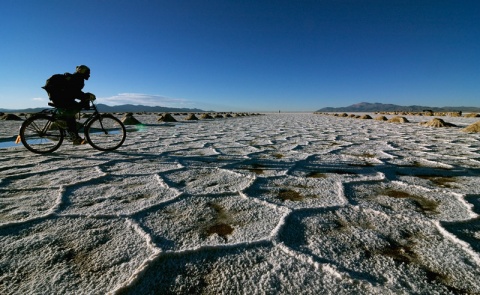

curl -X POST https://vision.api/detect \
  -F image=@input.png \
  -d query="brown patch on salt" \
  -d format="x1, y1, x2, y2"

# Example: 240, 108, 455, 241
278, 189, 303, 202
248, 163, 265, 174
206, 223, 233, 238
383, 189, 439, 214
369, 237, 461, 293
376, 239, 419, 264
306, 171, 327, 178
417, 175, 457, 188
206, 202, 234, 240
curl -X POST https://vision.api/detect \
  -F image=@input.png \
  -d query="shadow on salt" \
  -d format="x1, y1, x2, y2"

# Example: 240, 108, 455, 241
126, 122, 186, 132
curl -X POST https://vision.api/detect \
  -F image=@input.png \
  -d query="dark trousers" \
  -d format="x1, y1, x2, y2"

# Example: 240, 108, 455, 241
53, 98, 86, 138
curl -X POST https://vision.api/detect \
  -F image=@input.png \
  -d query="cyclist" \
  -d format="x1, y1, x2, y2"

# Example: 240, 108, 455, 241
51, 65, 96, 144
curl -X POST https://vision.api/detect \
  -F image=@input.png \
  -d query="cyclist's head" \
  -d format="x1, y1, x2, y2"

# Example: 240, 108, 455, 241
76, 65, 91, 80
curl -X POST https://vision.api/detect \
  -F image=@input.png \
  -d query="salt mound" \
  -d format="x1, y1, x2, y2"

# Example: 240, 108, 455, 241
448, 112, 462, 117
185, 113, 199, 120
464, 113, 480, 118
121, 114, 142, 125
375, 116, 388, 121
462, 121, 480, 133
419, 118, 456, 127
200, 113, 214, 119
1, 114, 22, 121
359, 114, 372, 119
158, 113, 177, 122
387, 116, 409, 123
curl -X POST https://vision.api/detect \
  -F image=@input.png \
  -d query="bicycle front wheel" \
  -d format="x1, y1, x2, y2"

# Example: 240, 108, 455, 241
85, 114, 126, 151
20, 115, 64, 154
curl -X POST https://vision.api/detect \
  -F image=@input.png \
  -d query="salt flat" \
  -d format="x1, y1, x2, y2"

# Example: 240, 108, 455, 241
0, 112, 479, 294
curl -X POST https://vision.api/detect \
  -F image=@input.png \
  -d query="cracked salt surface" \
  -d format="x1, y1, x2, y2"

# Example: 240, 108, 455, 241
1, 113, 480, 294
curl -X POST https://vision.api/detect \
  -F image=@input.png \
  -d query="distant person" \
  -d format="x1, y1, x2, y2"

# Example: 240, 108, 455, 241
43, 65, 96, 144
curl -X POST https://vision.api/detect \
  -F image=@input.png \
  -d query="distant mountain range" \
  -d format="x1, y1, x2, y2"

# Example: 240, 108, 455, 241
0, 104, 209, 113
316, 102, 480, 113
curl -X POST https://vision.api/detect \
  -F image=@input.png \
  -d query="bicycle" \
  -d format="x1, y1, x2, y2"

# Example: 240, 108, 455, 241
16, 101, 126, 154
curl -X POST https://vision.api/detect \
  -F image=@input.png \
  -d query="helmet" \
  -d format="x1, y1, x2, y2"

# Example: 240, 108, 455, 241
76, 65, 90, 75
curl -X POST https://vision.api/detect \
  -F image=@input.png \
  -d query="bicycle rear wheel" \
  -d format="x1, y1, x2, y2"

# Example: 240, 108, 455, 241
85, 114, 126, 151
20, 115, 64, 154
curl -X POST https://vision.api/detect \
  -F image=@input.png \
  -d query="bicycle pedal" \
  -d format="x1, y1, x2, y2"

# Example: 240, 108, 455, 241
15, 135, 21, 144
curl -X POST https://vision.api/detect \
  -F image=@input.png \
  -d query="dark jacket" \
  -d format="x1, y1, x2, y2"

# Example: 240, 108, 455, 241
54, 73, 88, 109
64, 73, 87, 101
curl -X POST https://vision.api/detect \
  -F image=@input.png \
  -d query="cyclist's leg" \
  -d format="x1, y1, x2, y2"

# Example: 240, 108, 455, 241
57, 104, 82, 140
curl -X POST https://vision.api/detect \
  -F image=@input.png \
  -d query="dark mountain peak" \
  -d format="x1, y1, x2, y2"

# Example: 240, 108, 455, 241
316, 102, 480, 113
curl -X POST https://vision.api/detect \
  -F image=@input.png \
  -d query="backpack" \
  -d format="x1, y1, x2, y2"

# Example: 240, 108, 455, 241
42, 73, 72, 104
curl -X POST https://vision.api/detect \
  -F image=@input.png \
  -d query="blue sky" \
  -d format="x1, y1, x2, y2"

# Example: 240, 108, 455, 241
1, 0, 479, 111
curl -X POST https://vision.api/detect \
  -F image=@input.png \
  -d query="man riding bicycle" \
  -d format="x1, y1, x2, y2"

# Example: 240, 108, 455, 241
44, 65, 96, 144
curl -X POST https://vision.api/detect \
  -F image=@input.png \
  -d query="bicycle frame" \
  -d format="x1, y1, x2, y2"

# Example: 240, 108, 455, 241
39, 101, 103, 134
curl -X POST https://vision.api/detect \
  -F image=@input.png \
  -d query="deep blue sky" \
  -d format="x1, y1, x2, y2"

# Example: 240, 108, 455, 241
1, 0, 479, 111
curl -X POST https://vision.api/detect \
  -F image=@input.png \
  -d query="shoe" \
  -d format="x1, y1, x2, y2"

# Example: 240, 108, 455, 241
72, 137, 86, 145
68, 132, 86, 145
